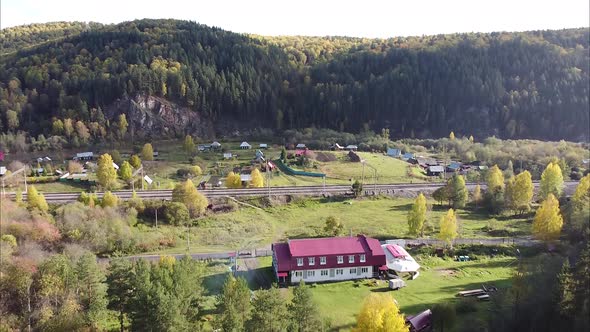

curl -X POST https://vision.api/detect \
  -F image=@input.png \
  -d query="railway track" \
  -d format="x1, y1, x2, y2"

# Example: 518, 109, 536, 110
10, 181, 579, 203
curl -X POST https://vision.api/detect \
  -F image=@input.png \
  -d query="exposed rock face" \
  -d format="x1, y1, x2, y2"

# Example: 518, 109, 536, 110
105, 94, 214, 139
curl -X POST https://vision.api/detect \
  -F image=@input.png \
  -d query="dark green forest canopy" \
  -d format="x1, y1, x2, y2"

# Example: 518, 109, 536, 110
0, 19, 588, 140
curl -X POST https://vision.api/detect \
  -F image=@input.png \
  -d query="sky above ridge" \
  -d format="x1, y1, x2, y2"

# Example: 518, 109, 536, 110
1, 0, 589, 37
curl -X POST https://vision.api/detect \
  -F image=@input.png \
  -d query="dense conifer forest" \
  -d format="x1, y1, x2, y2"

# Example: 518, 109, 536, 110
0, 19, 588, 141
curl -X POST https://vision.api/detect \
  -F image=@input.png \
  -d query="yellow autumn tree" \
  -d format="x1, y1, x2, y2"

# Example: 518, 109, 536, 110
469, 135, 474, 143
225, 171, 242, 189
250, 168, 264, 188
27, 185, 48, 212
141, 143, 154, 161
438, 208, 458, 247
486, 165, 505, 212
407, 193, 427, 237
97, 153, 117, 189
354, 293, 409, 332
505, 170, 533, 214
571, 174, 590, 209
472, 184, 482, 207
101, 191, 119, 208
539, 161, 564, 200
172, 179, 208, 217
532, 194, 563, 241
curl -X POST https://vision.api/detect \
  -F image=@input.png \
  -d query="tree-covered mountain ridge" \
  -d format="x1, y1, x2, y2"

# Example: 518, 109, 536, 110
0, 19, 588, 141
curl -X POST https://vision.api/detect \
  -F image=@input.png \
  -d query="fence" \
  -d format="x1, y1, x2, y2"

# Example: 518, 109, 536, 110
274, 159, 326, 178
385, 237, 539, 247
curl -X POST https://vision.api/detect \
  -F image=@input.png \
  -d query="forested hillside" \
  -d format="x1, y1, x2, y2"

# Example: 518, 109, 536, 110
0, 19, 588, 142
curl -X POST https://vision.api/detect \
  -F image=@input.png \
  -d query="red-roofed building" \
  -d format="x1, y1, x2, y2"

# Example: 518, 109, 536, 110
272, 235, 386, 284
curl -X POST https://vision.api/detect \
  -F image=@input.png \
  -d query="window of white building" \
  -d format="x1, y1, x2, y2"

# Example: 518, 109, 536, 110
349, 268, 357, 274
307, 270, 315, 277
321, 270, 328, 276
295, 271, 303, 277
361, 267, 369, 273
336, 269, 344, 275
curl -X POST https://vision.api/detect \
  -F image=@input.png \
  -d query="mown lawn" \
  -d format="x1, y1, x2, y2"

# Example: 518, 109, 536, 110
309, 256, 515, 331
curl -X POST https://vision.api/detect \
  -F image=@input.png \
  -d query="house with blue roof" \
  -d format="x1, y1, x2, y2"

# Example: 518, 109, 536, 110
387, 148, 401, 157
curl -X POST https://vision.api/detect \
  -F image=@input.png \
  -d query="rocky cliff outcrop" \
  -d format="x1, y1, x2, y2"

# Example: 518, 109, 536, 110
105, 94, 214, 139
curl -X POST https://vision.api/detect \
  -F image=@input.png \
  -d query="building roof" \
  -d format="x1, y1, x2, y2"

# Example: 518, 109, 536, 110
259, 143, 268, 148
211, 141, 221, 147
406, 309, 432, 331
387, 148, 401, 155
0, 166, 6, 175
240, 141, 251, 147
76, 152, 93, 158
428, 165, 445, 173
296, 143, 306, 148
273, 243, 292, 272
331, 143, 343, 149
240, 174, 252, 182
288, 235, 382, 257
448, 162, 462, 170
403, 152, 413, 158
346, 145, 358, 149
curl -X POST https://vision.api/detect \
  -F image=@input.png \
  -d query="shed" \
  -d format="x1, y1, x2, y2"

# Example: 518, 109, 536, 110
296, 143, 306, 149
330, 143, 344, 150
240, 142, 252, 150
447, 161, 462, 172
345, 145, 358, 151
0, 166, 6, 176
427, 166, 444, 176
406, 309, 433, 332
211, 141, 222, 149
402, 152, 414, 160
223, 152, 233, 159
259, 143, 268, 149
387, 148, 401, 157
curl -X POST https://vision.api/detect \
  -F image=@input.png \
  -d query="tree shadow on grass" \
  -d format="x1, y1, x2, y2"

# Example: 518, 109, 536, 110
387, 203, 413, 212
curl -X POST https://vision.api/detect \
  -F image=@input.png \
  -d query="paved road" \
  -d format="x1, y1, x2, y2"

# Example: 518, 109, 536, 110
14, 181, 579, 203
100, 237, 541, 263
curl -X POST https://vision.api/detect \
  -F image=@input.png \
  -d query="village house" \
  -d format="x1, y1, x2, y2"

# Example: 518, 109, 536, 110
240, 141, 252, 150
272, 235, 386, 284
345, 144, 358, 151
211, 141, 222, 149
427, 165, 444, 176
73, 152, 94, 161
402, 152, 414, 161
259, 143, 268, 149
223, 152, 233, 159
296, 143, 306, 149
387, 148, 401, 157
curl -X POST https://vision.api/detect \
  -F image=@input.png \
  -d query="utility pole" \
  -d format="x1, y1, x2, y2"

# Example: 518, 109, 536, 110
361, 160, 366, 186
267, 160, 271, 200
155, 205, 158, 228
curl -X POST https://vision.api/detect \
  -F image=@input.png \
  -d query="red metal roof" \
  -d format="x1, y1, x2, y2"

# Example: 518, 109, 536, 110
386, 244, 408, 258
273, 236, 386, 272
289, 236, 379, 256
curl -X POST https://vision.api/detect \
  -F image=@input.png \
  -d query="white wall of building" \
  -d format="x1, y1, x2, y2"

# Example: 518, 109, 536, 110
290, 265, 373, 283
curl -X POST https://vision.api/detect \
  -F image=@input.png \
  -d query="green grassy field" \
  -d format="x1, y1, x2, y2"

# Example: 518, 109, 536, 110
142, 196, 531, 254
196, 254, 515, 332
310, 256, 514, 331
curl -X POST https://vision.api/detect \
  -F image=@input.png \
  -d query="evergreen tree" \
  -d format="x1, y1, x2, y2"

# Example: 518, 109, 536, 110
247, 285, 289, 332
119, 161, 132, 181
76, 253, 108, 328
26, 185, 48, 212
438, 209, 458, 247
532, 194, 563, 241
107, 259, 134, 332
250, 168, 264, 188
539, 161, 564, 199
289, 281, 321, 332
97, 153, 117, 189
141, 143, 154, 161
102, 191, 119, 208
217, 276, 252, 332
407, 193, 427, 237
